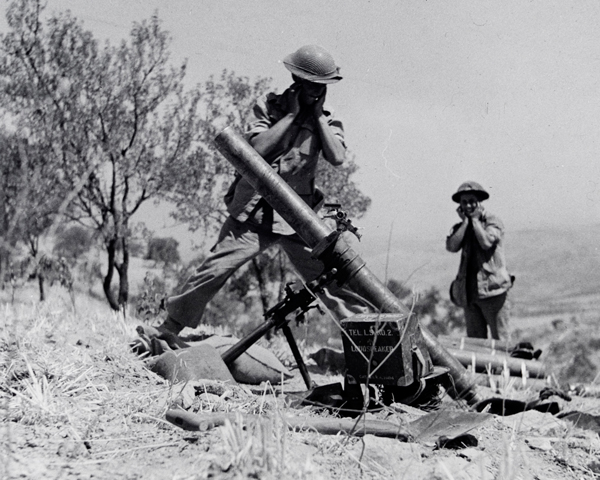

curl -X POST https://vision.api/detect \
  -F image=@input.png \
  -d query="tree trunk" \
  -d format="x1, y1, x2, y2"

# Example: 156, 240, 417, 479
30, 244, 45, 302
276, 249, 288, 302
38, 272, 45, 302
103, 238, 120, 311
251, 256, 271, 316
117, 237, 129, 307
251, 255, 272, 339
0, 248, 7, 289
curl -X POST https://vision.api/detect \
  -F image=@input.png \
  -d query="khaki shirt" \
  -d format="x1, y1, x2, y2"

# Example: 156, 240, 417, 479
224, 87, 346, 235
448, 211, 513, 304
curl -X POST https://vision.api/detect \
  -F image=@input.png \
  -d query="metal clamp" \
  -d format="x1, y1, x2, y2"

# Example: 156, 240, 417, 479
322, 203, 362, 240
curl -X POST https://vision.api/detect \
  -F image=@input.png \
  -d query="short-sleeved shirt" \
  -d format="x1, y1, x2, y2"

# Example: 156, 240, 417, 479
448, 211, 513, 303
223, 87, 346, 235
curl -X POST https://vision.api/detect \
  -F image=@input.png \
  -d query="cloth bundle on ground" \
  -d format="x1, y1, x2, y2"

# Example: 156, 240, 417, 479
200, 335, 294, 384
147, 345, 237, 384
132, 326, 293, 385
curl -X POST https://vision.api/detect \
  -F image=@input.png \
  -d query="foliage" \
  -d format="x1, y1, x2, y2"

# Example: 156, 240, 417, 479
0, 1, 372, 321
544, 320, 600, 384
387, 279, 465, 336
127, 221, 152, 258
4, 253, 73, 304
0, 131, 65, 291
1, 0, 209, 310
52, 225, 93, 264
75, 257, 104, 296
164, 70, 273, 236
247, 249, 294, 317
134, 271, 168, 322
145, 236, 181, 266
316, 152, 371, 220
34, 254, 74, 303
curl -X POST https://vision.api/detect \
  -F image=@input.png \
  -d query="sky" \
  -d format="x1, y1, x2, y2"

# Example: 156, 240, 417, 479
2, 0, 600, 280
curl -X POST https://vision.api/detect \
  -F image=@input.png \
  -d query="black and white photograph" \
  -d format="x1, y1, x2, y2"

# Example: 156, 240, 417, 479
2, 1, 600, 478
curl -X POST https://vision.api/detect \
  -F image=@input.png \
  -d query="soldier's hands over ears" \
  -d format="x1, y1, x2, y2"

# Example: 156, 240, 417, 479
312, 90, 326, 118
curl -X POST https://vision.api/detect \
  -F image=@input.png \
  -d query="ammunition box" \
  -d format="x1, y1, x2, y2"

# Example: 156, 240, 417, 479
341, 313, 432, 387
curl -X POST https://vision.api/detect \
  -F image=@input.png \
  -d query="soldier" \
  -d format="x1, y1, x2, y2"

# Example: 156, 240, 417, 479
446, 181, 514, 340
156, 45, 369, 336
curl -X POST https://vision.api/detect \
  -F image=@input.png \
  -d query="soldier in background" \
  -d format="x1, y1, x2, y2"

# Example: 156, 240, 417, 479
446, 181, 514, 340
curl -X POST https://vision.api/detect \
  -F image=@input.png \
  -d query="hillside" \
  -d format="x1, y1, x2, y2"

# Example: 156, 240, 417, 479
357, 223, 600, 317
2, 284, 600, 480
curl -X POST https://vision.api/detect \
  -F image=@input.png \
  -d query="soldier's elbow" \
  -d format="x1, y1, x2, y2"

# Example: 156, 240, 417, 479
446, 241, 458, 253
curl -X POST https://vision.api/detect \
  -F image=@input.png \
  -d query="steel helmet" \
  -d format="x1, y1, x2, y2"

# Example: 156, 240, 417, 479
283, 45, 342, 84
452, 181, 490, 203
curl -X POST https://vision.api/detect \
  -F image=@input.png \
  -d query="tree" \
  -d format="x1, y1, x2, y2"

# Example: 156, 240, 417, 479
53, 225, 93, 263
0, 130, 66, 300
145, 237, 180, 266
316, 152, 371, 220
164, 70, 273, 235
1, 0, 208, 310
0, 132, 29, 282
1, 1, 372, 318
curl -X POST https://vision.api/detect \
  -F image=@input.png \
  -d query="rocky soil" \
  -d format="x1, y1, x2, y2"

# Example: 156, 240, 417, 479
2, 291, 600, 480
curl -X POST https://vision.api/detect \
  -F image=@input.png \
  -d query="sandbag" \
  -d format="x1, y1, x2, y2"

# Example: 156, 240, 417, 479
201, 335, 293, 385
148, 345, 236, 384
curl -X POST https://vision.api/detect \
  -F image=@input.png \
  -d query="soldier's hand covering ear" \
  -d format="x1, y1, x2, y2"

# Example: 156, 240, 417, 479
469, 205, 484, 220
288, 87, 302, 116
312, 89, 327, 118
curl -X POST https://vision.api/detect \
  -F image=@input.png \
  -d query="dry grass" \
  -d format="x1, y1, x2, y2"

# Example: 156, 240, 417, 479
1, 287, 177, 476
2, 284, 600, 479
0, 286, 355, 479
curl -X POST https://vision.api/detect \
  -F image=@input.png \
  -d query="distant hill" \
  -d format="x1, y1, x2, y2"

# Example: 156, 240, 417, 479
356, 223, 600, 316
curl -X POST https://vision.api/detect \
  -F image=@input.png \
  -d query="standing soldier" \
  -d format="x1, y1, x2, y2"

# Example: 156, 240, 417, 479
446, 181, 514, 340
155, 45, 370, 336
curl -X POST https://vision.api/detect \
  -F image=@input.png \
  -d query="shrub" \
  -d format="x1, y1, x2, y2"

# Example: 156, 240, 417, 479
53, 226, 93, 264
145, 237, 181, 266
134, 272, 168, 322
387, 280, 465, 336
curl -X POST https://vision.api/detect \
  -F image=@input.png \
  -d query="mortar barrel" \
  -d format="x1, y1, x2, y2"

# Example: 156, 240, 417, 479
214, 127, 482, 405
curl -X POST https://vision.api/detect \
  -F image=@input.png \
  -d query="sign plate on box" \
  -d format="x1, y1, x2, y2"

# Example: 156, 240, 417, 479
341, 313, 430, 387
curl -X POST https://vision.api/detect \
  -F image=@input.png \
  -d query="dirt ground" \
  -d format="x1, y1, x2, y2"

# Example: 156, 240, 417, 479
2, 292, 600, 480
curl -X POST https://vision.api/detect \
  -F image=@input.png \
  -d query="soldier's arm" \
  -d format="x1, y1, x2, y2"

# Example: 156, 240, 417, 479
471, 215, 501, 250
313, 95, 345, 166
249, 90, 302, 160
446, 220, 468, 252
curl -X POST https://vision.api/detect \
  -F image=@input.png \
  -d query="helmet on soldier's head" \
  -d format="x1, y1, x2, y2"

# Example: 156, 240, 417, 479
283, 45, 342, 84
452, 181, 490, 203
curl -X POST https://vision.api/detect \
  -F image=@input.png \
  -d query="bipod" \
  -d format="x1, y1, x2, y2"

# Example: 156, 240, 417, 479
221, 270, 337, 389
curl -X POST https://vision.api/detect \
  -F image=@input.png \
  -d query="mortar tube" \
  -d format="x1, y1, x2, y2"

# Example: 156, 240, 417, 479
214, 127, 482, 405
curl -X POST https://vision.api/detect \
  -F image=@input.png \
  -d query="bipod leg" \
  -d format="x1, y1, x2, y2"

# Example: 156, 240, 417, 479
281, 324, 313, 389
221, 318, 276, 365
